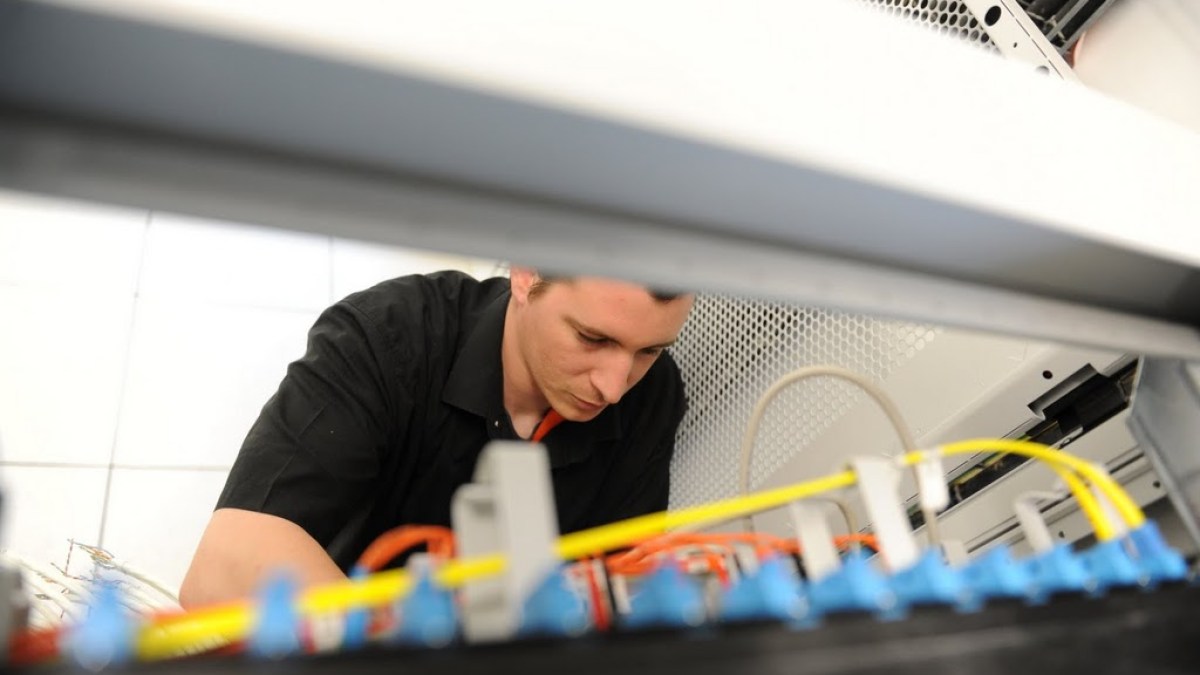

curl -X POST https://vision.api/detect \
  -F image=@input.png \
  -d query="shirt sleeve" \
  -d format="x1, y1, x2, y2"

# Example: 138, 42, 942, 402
215, 300, 403, 548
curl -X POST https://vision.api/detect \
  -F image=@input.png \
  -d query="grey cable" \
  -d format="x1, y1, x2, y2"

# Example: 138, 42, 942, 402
736, 365, 940, 545
810, 496, 862, 553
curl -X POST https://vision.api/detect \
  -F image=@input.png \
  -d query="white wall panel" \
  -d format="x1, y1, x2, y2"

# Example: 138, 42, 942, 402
140, 213, 330, 311
0, 465, 108, 565
0, 190, 146, 294
0, 287, 134, 465
113, 300, 317, 467
331, 237, 497, 301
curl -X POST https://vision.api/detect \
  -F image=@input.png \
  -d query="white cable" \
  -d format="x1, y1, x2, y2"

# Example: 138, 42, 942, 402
1013, 490, 1067, 555
737, 366, 923, 534
1, 551, 86, 622
610, 574, 632, 615
26, 596, 61, 628
19, 570, 82, 623
40, 567, 91, 603
1, 547, 180, 626
115, 582, 168, 615
812, 496, 860, 547
78, 544, 180, 606
789, 501, 842, 581
116, 568, 179, 606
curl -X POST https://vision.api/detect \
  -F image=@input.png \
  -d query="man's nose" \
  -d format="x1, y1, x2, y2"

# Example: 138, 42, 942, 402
592, 352, 634, 405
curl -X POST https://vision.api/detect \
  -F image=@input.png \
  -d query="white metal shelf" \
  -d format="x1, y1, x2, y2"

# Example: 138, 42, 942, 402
1, 0, 1197, 356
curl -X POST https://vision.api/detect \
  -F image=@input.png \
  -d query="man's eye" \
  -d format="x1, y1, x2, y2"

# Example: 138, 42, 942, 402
578, 332, 606, 345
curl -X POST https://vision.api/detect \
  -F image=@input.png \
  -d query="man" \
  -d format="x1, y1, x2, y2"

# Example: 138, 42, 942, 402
179, 266, 694, 608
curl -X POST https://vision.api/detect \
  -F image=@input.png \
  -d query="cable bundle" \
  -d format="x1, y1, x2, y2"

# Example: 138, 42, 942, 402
5, 368, 1186, 666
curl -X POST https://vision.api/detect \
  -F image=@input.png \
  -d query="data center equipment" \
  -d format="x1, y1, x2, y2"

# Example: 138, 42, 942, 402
2, 0, 1199, 673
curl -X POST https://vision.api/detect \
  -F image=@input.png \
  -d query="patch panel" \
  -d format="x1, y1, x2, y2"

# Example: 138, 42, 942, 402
5, 435, 1192, 673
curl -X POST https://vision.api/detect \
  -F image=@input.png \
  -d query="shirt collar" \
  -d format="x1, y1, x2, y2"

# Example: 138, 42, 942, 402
441, 289, 622, 467
441, 292, 507, 420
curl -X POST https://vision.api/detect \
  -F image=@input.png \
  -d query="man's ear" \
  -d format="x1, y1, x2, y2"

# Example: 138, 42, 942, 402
509, 266, 538, 305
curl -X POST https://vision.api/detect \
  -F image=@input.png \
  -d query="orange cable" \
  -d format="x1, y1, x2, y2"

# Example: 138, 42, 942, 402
605, 532, 879, 576
581, 558, 610, 632
532, 410, 565, 443
355, 526, 456, 573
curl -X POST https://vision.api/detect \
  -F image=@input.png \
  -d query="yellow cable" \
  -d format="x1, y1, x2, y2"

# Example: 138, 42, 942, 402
139, 609, 251, 661
138, 570, 403, 660
134, 439, 1138, 660
557, 470, 856, 559
436, 554, 507, 588
932, 439, 1144, 528
904, 444, 1117, 541
134, 471, 855, 659
1052, 465, 1116, 541
137, 554, 511, 660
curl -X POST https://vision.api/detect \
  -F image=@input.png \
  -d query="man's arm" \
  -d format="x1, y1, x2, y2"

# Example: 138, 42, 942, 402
179, 508, 347, 608
184, 297, 401, 605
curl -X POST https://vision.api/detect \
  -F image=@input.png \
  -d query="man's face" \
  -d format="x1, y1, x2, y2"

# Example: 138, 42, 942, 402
510, 271, 694, 422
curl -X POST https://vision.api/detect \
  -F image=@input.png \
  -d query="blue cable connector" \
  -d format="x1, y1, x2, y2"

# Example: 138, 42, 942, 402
806, 550, 899, 619
62, 582, 134, 670
960, 545, 1036, 601
1079, 539, 1143, 593
518, 566, 590, 638
248, 574, 301, 659
622, 563, 707, 630
1023, 544, 1094, 602
1127, 522, 1189, 586
394, 571, 459, 647
719, 555, 807, 623
889, 548, 979, 613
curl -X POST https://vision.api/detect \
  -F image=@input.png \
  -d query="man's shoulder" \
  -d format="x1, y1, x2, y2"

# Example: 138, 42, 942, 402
622, 350, 685, 409
339, 271, 510, 332
646, 350, 683, 385
606, 349, 687, 449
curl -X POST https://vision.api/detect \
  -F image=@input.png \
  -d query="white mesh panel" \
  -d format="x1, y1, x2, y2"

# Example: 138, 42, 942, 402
665, 0, 998, 510
859, 0, 996, 49
668, 295, 941, 509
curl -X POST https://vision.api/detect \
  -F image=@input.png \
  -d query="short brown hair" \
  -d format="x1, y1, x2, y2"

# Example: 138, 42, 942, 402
528, 276, 682, 303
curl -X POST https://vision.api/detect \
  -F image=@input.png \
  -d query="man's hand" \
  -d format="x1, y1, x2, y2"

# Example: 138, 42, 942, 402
179, 508, 347, 608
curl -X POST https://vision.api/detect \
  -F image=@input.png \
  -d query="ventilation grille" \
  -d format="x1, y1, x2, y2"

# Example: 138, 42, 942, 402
668, 296, 941, 509
861, 0, 996, 49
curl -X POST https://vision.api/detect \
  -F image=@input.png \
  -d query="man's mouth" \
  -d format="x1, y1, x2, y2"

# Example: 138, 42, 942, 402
573, 394, 604, 412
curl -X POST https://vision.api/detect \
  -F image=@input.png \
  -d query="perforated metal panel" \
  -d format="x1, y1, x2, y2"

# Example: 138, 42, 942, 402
860, 0, 996, 49
665, 0, 1025, 511
668, 296, 941, 509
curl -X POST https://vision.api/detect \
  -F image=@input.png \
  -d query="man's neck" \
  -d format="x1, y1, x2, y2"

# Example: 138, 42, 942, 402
501, 301, 550, 437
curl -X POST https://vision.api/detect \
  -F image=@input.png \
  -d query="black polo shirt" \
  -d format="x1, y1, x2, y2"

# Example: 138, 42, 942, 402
216, 271, 687, 572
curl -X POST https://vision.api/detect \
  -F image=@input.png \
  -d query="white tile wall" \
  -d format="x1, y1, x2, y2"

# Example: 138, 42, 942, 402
101, 468, 228, 594
0, 192, 503, 585
0, 190, 147, 294
0, 287, 135, 465
139, 213, 331, 310
331, 237, 499, 300
0, 466, 108, 567
113, 300, 319, 468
